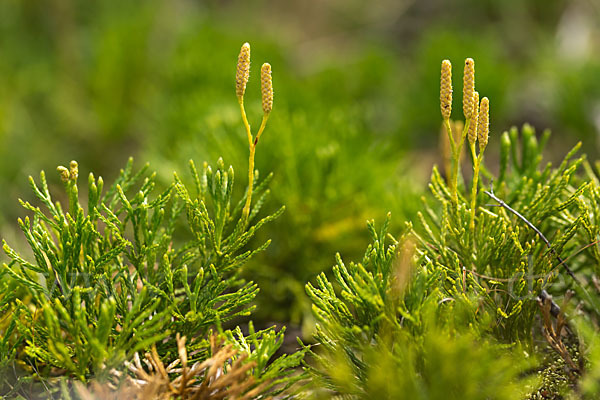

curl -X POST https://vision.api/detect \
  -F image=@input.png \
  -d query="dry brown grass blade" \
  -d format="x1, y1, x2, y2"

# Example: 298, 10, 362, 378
77, 334, 272, 400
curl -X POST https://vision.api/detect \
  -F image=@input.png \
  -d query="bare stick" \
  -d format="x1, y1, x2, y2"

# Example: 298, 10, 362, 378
483, 188, 579, 283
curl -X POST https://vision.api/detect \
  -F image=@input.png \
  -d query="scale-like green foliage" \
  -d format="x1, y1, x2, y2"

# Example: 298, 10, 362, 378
305, 213, 536, 399
0, 156, 306, 397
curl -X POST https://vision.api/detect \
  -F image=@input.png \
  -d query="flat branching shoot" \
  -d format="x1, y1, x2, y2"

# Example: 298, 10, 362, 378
171, 158, 284, 338
2, 159, 174, 381
305, 215, 535, 399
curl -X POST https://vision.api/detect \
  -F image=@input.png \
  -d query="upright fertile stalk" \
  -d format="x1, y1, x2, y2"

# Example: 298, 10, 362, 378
469, 96, 489, 240
441, 58, 476, 205
468, 92, 480, 235
243, 63, 273, 222
449, 58, 475, 204
236, 43, 273, 224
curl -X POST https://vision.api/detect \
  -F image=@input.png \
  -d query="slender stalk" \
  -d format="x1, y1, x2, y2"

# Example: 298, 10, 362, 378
444, 119, 456, 154
255, 114, 269, 146
450, 117, 471, 205
469, 142, 480, 237
444, 118, 456, 194
484, 189, 579, 283
243, 144, 256, 223
242, 115, 269, 224
238, 57, 273, 226
238, 99, 253, 147
238, 98, 256, 224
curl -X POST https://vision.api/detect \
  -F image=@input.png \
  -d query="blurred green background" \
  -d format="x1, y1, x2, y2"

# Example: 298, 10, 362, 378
1, 0, 599, 334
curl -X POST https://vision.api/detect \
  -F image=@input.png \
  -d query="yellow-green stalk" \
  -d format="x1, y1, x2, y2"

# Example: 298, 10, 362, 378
241, 61, 273, 223
469, 96, 489, 242
441, 120, 464, 179
468, 92, 480, 235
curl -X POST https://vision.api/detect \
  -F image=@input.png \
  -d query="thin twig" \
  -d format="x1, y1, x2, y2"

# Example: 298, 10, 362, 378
485, 187, 600, 317
483, 188, 579, 283
467, 240, 599, 283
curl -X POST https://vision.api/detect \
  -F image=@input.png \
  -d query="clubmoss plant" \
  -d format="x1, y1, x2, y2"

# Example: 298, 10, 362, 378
423, 82, 589, 345
420, 60, 600, 395
0, 43, 305, 398
306, 58, 600, 398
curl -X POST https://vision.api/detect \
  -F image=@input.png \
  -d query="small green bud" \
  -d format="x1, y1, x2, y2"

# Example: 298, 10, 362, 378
57, 166, 70, 182
97, 176, 104, 196
69, 160, 78, 181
